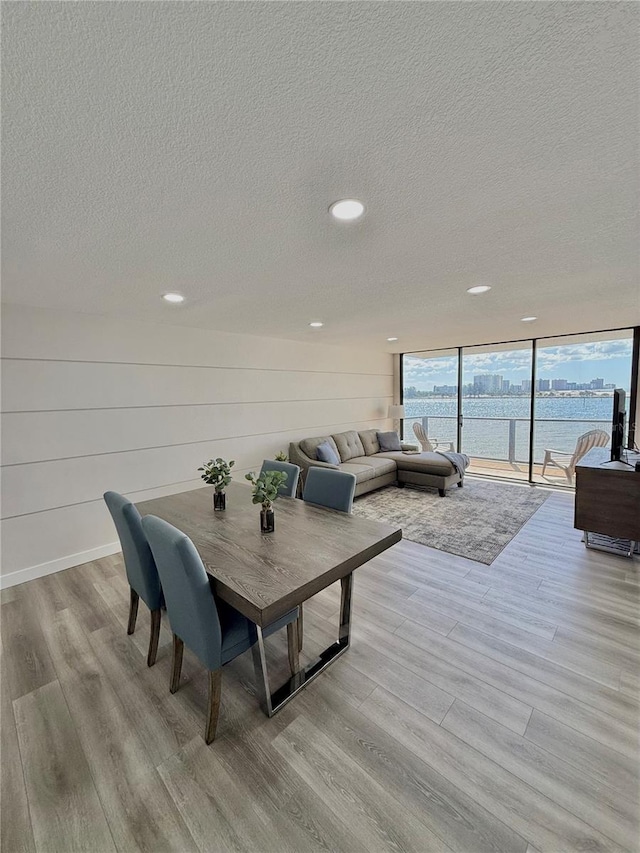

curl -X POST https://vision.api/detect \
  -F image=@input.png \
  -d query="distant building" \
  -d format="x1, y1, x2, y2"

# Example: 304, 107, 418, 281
522, 379, 531, 392
590, 378, 604, 389
552, 379, 568, 390
473, 374, 503, 393
537, 379, 550, 391
433, 384, 457, 395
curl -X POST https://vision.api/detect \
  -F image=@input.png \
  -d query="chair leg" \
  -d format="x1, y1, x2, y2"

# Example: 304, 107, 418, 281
127, 588, 139, 635
147, 608, 162, 667
297, 605, 304, 652
169, 634, 184, 694
438, 488, 446, 497
287, 621, 300, 676
205, 669, 222, 744
457, 480, 463, 488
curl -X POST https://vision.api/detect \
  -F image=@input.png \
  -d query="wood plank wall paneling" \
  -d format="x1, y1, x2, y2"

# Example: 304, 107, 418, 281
1, 305, 393, 581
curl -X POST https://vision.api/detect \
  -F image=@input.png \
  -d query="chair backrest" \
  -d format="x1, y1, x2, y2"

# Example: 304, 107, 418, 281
303, 467, 357, 514
141, 515, 223, 671
412, 422, 434, 452
103, 491, 162, 610
571, 429, 611, 468
259, 460, 300, 498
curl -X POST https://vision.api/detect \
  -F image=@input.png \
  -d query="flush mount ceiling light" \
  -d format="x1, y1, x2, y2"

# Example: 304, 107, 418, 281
387, 337, 399, 342
309, 321, 324, 328
466, 285, 491, 294
521, 316, 537, 322
329, 199, 364, 221
162, 292, 185, 303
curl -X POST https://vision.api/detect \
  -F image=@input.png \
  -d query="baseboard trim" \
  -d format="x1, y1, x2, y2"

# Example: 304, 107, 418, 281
0, 542, 121, 590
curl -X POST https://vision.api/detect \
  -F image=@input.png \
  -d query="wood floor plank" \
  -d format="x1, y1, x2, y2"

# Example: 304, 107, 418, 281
361, 687, 627, 853
353, 621, 534, 735
524, 710, 639, 804
44, 609, 199, 853
1, 597, 57, 701
272, 715, 454, 853
552, 626, 640, 671
13, 681, 116, 853
619, 669, 640, 698
357, 580, 459, 636
446, 614, 620, 689
441, 700, 639, 850
293, 678, 530, 853
409, 585, 559, 640
395, 618, 639, 756
0, 638, 35, 853
448, 623, 639, 726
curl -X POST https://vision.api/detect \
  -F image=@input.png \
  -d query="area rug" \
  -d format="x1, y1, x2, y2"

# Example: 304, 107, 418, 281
352, 480, 550, 565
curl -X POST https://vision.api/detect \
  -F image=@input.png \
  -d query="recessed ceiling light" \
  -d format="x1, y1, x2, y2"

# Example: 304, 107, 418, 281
309, 321, 324, 328
387, 337, 398, 342
466, 285, 491, 294
521, 316, 537, 322
162, 292, 184, 303
329, 199, 364, 221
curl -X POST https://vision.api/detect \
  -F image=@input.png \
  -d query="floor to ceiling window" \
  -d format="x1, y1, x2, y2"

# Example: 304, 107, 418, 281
531, 330, 635, 486
461, 341, 533, 480
402, 348, 458, 451
402, 327, 638, 487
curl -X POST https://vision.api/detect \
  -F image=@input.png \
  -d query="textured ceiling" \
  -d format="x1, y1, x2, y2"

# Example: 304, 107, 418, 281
2, 1, 638, 352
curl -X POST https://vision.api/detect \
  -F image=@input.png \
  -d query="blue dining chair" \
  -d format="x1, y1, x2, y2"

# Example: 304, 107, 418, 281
297, 467, 357, 652
104, 491, 163, 667
259, 460, 300, 498
141, 515, 299, 744
303, 467, 357, 514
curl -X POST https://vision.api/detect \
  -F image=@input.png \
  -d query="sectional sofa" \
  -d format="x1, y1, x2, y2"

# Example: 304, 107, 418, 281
289, 428, 462, 497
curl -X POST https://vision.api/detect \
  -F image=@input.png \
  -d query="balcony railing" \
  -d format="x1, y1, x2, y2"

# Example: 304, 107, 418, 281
403, 415, 612, 465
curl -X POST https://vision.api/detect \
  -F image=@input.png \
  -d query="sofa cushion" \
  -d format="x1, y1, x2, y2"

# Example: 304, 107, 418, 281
377, 431, 402, 452
338, 462, 377, 483
299, 435, 340, 461
375, 450, 455, 476
358, 429, 381, 456
332, 430, 366, 462
350, 455, 397, 476
316, 441, 340, 465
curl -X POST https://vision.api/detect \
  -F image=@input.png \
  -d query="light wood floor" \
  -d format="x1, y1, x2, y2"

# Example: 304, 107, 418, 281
2, 490, 639, 853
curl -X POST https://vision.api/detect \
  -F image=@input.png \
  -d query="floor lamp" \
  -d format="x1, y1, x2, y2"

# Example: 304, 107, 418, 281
388, 404, 405, 438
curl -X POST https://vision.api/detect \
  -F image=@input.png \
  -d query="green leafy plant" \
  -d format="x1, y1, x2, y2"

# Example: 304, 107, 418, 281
198, 458, 235, 493
245, 470, 288, 509
274, 451, 288, 462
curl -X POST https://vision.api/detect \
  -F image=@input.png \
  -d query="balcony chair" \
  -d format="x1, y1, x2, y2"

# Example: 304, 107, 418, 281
259, 460, 300, 498
541, 429, 610, 484
141, 515, 299, 744
412, 422, 455, 453
103, 491, 163, 667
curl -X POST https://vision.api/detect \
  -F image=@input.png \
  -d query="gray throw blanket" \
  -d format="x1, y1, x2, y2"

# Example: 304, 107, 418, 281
436, 450, 470, 479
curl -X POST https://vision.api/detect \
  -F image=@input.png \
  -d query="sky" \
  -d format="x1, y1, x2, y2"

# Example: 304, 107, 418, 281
403, 338, 633, 391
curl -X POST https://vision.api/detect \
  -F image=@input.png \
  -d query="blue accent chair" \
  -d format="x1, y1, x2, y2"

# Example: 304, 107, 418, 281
259, 460, 301, 498
103, 491, 163, 666
303, 467, 357, 514
141, 515, 299, 744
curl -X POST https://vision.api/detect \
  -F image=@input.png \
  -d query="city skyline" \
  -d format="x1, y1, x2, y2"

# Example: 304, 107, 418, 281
403, 338, 633, 392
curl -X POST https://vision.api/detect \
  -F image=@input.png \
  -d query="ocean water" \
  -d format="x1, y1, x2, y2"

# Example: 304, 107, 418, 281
404, 396, 618, 464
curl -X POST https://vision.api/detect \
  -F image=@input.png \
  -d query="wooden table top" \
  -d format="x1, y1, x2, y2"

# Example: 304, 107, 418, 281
136, 481, 402, 626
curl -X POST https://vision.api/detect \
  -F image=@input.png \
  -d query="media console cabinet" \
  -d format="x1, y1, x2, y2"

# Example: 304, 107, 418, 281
574, 446, 640, 556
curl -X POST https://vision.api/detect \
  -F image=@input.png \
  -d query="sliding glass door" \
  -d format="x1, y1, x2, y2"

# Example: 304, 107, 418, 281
402, 326, 637, 488
532, 330, 634, 485
402, 349, 459, 450
460, 341, 533, 480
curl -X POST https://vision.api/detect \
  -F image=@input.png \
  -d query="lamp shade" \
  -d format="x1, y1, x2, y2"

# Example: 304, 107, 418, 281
388, 405, 405, 419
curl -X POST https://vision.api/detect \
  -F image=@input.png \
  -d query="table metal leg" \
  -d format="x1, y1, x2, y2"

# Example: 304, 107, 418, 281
251, 572, 354, 717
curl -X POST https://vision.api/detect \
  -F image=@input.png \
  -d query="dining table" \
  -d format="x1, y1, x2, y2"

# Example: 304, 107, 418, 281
136, 480, 402, 715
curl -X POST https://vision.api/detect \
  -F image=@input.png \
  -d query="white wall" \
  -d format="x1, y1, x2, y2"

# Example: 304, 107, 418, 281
1, 305, 393, 587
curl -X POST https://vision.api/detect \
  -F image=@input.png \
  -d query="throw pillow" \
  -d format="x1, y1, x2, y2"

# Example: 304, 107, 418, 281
316, 441, 340, 465
377, 431, 402, 452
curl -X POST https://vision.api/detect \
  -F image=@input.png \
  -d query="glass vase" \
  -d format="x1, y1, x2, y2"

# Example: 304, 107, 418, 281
213, 490, 226, 511
260, 506, 275, 533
